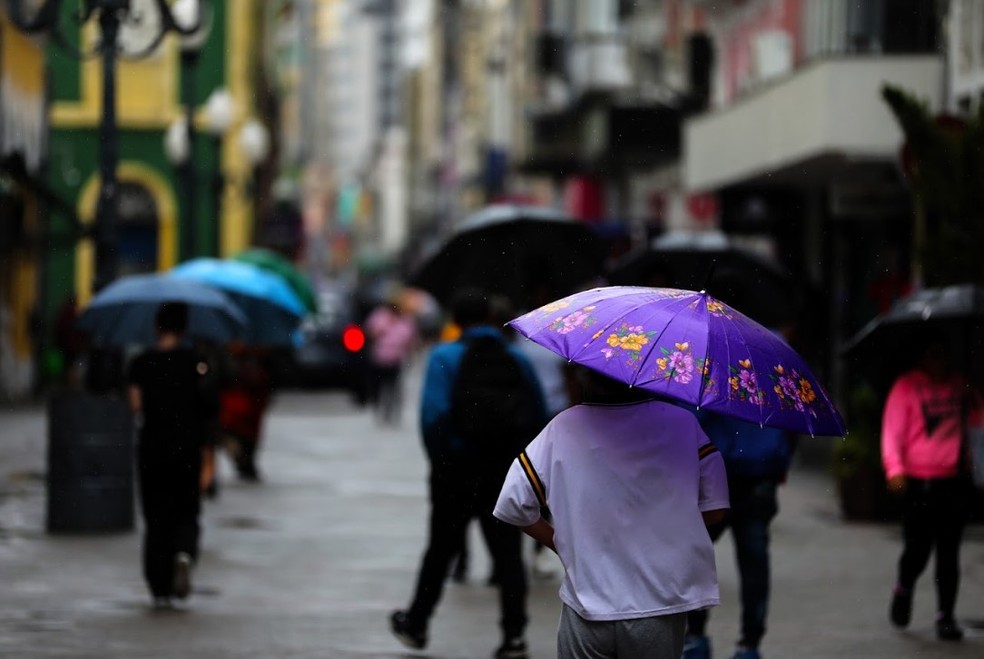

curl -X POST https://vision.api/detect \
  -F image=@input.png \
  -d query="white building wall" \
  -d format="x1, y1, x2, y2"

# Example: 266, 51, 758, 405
326, 2, 379, 184
684, 56, 942, 191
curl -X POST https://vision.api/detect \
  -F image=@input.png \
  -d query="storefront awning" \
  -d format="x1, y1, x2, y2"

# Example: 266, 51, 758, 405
683, 56, 942, 192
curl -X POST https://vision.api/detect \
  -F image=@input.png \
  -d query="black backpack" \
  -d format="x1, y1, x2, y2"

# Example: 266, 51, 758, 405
451, 336, 539, 460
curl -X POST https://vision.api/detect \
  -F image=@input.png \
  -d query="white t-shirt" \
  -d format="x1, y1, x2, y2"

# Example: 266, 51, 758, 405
494, 399, 730, 621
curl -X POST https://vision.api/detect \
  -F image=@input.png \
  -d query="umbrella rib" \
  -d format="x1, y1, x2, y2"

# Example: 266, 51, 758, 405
718, 306, 763, 428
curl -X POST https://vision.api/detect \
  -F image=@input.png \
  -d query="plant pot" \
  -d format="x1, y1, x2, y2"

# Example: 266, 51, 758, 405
836, 464, 900, 522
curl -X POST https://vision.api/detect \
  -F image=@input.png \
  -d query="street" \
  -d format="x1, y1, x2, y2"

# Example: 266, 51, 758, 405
2, 361, 984, 658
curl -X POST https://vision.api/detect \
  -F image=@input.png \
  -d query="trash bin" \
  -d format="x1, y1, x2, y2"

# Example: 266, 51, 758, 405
47, 391, 134, 533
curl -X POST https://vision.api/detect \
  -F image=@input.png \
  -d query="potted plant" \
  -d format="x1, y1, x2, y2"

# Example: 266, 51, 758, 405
832, 383, 900, 521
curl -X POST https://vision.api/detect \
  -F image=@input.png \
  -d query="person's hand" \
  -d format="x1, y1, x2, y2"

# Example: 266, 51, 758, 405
887, 475, 907, 494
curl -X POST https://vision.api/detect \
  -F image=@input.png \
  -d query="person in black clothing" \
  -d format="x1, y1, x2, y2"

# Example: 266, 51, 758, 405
390, 289, 548, 659
127, 302, 209, 609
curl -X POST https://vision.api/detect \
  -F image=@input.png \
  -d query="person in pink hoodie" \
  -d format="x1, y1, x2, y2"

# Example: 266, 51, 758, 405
882, 334, 981, 641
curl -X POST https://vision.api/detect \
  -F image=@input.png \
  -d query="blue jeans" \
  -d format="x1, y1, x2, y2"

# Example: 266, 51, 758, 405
687, 476, 779, 648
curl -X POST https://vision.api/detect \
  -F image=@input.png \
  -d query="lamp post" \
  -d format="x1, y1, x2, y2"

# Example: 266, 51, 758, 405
201, 88, 234, 255
6, 0, 208, 292
6, 0, 210, 534
239, 117, 271, 243
172, 0, 211, 260
167, 88, 234, 256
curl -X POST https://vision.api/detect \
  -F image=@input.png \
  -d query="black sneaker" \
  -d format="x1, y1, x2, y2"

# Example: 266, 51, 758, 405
936, 617, 964, 641
390, 610, 427, 650
889, 587, 911, 628
494, 636, 529, 659
173, 553, 193, 600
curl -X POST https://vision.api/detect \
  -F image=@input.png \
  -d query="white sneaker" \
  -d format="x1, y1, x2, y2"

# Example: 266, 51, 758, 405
173, 552, 193, 599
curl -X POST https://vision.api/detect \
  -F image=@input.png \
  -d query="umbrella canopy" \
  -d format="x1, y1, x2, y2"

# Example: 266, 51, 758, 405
76, 273, 247, 347
842, 284, 984, 391
169, 258, 305, 347
232, 248, 318, 314
509, 286, 845, 437
607, 231, 799, 328
410, 204, 606, 310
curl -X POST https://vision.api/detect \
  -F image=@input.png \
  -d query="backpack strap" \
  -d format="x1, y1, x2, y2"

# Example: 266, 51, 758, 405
518, 450, 547, 509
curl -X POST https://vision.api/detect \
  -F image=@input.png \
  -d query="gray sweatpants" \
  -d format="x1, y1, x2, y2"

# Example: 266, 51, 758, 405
557, 604, 687, 659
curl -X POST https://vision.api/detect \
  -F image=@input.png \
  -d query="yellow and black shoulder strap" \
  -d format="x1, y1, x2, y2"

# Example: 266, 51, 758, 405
518, 450, 547, 509
698, 442, 718, 461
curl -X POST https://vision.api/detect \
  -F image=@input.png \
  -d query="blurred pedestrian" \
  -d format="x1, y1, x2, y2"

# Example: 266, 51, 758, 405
682, 284, 796, 659
219, 344, 273, 481
126, 302, 209, 609
390, 288, 548, 659
494, 366, 730, 659
882, 333, 982, 641
196, 341, 230, 499
681, 411, 794, 659
55, 295, 86, 387
365, 293, 419, 426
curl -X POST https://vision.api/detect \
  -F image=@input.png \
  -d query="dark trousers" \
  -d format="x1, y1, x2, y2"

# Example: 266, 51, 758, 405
370, 364, 402, 424
137, 441, 202, 599
897, 477, 970, 618
406, 463, 528, 638
687, 477, 778, 648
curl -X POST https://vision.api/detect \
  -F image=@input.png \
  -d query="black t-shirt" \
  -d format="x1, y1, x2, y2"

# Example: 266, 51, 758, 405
127, 347, 206, 447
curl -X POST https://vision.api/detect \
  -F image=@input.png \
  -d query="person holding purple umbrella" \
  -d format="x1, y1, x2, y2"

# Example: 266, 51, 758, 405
494, 366, 730, 658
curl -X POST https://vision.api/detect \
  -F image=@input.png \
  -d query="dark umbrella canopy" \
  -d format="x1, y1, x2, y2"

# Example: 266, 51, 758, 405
410, 205, 606, 310
842, 284, 984, 391
607, 232, 799, 328
76, 273, 247, 347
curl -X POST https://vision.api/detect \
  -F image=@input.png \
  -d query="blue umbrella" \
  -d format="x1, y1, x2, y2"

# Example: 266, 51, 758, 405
76, 273, 247, 347
169, 258, 306, 346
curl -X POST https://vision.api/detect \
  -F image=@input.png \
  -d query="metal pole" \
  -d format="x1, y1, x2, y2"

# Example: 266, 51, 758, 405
92, 7, 121, 293
211, 135, 223, 256
181, 48, 198, 260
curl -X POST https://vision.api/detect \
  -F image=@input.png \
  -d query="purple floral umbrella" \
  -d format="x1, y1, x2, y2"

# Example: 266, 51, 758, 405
509, 286, 846, 437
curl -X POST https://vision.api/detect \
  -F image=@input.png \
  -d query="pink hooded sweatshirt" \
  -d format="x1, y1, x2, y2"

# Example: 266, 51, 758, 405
881, 369, 980, 481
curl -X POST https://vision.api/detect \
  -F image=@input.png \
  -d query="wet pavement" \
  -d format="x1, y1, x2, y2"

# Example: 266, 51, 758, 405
2, 360, 984, 658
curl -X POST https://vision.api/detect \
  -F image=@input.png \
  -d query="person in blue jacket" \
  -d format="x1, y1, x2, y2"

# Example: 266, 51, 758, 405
390, 287, 547, 659
681, 409, 795, 659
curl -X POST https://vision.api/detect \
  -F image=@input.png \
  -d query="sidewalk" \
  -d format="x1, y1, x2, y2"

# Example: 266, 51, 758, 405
1, 390, 983, 657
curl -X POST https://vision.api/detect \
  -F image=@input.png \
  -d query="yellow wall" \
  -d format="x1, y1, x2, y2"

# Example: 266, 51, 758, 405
0, 12, 44, 364
74, 162, 178, 305
51, 25, 181, 129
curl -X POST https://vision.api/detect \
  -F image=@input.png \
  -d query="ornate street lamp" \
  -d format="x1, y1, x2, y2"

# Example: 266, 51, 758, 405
166, 88, 234, 256
171, 0, 211, 260
238, 117, 270, 245
201, 87, 234, 255
6, 0, 208, 293
239, 118, 271, 170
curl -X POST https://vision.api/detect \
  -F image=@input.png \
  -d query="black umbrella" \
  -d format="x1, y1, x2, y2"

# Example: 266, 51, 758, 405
842, 284, 984, 391
607, 232, 799, 328
410, 205, 606, 310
